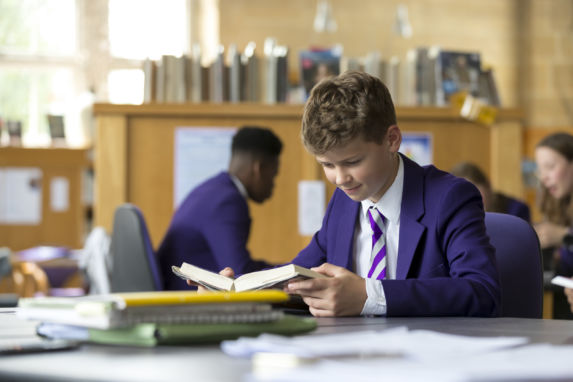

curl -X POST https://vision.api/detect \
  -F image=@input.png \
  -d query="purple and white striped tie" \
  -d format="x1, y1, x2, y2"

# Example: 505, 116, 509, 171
367, 207, 387, 280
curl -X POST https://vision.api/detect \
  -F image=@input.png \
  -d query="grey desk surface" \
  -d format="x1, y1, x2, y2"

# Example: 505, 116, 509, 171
1, 309, 573, 382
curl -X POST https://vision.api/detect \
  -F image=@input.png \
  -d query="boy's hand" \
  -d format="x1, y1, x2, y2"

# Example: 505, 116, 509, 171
186, 267, 235, 292
285, 263, 367, 317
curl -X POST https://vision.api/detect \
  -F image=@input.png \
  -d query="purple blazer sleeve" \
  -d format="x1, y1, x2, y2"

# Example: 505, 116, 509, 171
157, 172, 271, 290
291, 156, 500, 317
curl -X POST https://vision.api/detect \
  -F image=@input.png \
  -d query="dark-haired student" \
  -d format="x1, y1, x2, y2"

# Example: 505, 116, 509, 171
206, 71, 500, 318
450, 161, 531, 223
158, 126, 283, 290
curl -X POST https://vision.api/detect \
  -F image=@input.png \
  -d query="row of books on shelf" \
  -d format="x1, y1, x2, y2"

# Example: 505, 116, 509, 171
143, 41, 501, 108
144, 39, 289, 105
327, 46, 500, 108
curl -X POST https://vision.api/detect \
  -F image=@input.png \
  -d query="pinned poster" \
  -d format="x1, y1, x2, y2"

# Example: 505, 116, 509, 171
174, 127, 237, 209
0, 167, 42, 224
50, 177, 69, 212
399, 133, 433, 166
298, 180, 325, 236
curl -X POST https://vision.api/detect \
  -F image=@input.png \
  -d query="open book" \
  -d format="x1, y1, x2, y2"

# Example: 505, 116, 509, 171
172, 262, 327, 292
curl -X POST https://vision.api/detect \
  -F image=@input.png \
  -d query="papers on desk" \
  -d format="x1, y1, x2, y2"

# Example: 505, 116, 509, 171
222, 327, 527, 360
224, 328, 573, 382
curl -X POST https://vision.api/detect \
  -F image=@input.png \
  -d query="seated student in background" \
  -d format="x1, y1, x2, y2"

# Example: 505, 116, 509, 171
158, 126, 283, 290
210, 71, 500, 317
534, 132, 573, 316
450, 161, 531, 222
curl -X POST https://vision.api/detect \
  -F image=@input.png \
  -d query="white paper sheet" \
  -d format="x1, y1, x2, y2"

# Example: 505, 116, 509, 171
222, 327, 527, 360
297, 180, 325, 236
0, 167, 42, 224
50, 176, 69, 212
228, 328, 571, 382
173, 127, 236, 209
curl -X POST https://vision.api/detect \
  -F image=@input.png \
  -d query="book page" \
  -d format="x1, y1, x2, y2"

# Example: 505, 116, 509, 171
174, 263, 234, 291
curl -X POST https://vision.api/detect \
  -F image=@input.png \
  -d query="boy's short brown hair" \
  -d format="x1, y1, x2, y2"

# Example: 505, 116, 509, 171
301, 70, 397, 155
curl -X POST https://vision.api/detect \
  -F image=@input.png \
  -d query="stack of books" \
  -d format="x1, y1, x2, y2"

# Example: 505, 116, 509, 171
18, 290, 316, 347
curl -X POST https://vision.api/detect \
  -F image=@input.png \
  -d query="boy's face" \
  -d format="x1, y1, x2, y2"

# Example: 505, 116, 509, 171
315, 125, 402, 203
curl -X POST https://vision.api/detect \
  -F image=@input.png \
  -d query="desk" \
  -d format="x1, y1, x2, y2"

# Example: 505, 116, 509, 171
1, 312, 573, 381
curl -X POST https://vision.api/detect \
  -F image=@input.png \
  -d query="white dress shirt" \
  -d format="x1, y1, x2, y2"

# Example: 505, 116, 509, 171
229, 173, 248, 200
354, 155, 404, 315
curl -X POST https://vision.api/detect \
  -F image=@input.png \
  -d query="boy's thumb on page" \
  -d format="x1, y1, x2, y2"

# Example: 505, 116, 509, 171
220, 267, 235, 278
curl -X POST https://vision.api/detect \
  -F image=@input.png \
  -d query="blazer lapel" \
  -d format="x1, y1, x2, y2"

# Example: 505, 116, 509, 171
396, 155, 426, 279
333, 197, 360, 270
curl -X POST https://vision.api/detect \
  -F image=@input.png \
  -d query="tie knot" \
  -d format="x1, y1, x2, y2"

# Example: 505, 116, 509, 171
367, 207, 385, 233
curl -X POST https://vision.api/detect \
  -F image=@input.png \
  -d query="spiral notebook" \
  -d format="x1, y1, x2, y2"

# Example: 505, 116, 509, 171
18, 290, 289, 329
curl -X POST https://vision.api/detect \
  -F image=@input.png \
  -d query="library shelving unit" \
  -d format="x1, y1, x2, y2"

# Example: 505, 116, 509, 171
93, 103, 523, 264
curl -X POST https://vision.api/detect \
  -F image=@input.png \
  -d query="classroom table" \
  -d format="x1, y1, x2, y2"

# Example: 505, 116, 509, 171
1, 310, 573, 382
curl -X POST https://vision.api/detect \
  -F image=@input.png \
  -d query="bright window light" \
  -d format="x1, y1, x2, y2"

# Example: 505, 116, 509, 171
0, 0, 76, 55
0, 67, 75, 147
108, 69, 144, 105
108, 0, 188, 60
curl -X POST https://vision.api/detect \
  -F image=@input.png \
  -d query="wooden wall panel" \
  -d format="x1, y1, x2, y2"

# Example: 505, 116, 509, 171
0, 148, 90, 250
94, 115, 128, 231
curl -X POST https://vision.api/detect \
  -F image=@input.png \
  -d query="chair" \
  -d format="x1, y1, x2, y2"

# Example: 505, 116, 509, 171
109, 204, 162, 292
0, 261, 50, 298
484, 212, 543, 318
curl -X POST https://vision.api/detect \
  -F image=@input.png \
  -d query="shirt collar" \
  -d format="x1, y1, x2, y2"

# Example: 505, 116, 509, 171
360, 154, 404, 224
229, 173, 248, 199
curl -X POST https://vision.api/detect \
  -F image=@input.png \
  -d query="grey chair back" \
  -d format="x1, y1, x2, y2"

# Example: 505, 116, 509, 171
110, 204, 162, 292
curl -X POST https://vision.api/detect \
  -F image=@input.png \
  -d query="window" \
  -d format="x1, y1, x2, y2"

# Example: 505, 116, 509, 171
107, 0, 189, 104
0, 0, 78, 146
0, 0, 190, 147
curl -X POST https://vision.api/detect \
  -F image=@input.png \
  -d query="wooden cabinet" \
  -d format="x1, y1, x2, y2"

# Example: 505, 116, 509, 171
93, 103, 523, 264
0, 147, 91, 250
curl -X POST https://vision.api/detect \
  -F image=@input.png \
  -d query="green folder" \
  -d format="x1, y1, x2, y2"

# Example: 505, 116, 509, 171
87, 315, 317, 347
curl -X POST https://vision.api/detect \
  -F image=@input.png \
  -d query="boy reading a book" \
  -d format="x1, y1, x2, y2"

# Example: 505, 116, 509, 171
198, 71, 500, 318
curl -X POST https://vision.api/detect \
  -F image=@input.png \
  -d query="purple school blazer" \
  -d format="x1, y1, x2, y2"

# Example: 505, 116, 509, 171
291, 154, 501, 317
157, 172, 272, 290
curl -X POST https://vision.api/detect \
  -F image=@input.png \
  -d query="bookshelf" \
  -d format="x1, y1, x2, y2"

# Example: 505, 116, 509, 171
93, 103, 523, 264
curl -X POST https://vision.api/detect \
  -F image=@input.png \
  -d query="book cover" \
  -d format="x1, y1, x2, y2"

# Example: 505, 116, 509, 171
209, 46, 225, 103
436, 50, 481, 105
299, 48, 341, 100
275, 46, 289, 103
263, 38, 278, 104
242, 41, 259, 102
477, 68, 501, 107
142, 58, 156, 103
228, 44, 242, 103
189, 44, 203, 103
